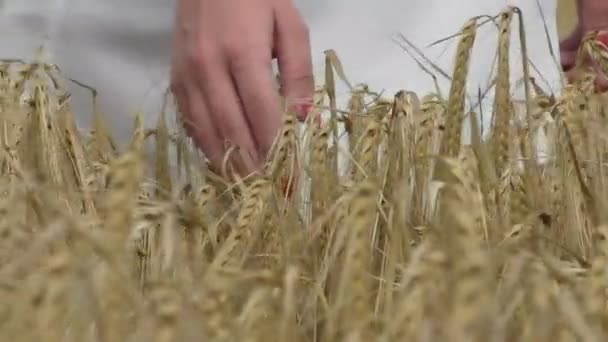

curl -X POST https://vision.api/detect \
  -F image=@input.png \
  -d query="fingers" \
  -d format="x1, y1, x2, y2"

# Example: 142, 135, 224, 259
560, 24, 583, 71
592, 59, 608, 92
561, 50, 577, 72
172, 0, 313, 178
172, 76, 225, 170
229, 48, 283, 160
273, 1, 314, 121
564, 61, 608, 93
196, 52, 262, 175
560, 30, 608, 93
596, 75, 608, 92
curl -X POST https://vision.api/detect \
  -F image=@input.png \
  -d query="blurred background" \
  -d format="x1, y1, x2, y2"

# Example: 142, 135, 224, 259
557, 0, 577, 39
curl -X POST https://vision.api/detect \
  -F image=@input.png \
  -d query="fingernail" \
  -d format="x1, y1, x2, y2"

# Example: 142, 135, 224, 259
290, 97, 313, 122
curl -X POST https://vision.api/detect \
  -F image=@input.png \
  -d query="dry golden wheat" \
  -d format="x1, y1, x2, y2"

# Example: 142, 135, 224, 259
3, 7, 608, 342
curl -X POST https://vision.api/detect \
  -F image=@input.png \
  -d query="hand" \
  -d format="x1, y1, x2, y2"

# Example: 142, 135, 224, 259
171, 0, 314, 176
560, 0, 608, 91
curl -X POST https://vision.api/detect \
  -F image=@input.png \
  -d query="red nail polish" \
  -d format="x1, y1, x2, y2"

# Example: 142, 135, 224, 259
291, 97, 313, 122
299, 103, 313, 117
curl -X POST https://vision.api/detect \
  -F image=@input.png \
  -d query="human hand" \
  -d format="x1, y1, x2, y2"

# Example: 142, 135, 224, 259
171, 0, 314, 177
560, 0, 608, 91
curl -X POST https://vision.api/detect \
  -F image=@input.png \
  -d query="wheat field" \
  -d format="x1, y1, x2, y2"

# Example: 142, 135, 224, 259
2, 5, 608, 342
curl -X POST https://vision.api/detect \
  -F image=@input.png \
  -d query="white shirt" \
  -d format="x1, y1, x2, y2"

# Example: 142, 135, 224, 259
0, 0, 561, 141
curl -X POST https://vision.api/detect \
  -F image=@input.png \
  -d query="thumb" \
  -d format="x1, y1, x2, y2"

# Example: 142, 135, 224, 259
273, 2, 314, 121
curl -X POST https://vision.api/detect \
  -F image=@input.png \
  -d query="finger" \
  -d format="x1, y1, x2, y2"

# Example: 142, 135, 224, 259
171, 74, 198, 138
593, 62, 608, 93
176, 78, 225, 172
559, 26, 583, 71
197, 53, 261, 175
560, 49, 577, 72
273, 2, 314, 121
596, 75, 608, 93
595, 33, 608, 91
229, 48, 283, 160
